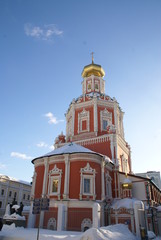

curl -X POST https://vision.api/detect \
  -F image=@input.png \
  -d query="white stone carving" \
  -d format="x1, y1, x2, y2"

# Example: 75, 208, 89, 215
100, 108, 112, 131
48, 165, 62, 199
81, 163, 95, 174
80, 163, 96, 200
47, 217, 56, 230
81, 218, 92, 232
78, 108, 90, 134
49, 165, 62, 175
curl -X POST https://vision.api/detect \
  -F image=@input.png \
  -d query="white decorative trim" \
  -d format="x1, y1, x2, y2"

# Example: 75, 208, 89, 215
94, 79, 99, 92
81, 163, 95, 174
100, 108, 112, 131
49, 164, 62, 175
48, 164, 62, 200
87, 79, 92, 92
81, 218, 92, 232
78, 108, 90, 134
80, 163, 96, 200
47, 217, 57, 230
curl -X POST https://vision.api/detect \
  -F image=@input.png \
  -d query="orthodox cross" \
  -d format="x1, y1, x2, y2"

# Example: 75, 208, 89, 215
91, 52, 94, 64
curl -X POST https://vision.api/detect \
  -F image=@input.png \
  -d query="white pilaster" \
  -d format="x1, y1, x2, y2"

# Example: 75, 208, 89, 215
114, 171, 117, 198
114, 102, 118, 133
63, 154, 69, 199
28, 201, 36, 228
79, 172, 83, 200
42, 158, 49, 197
40, 158, 49, 228
57, 204, 65, 231
101, 159, 105, 200
100, 77, 102, 93
110, 138, 114, 161
92, 203, 101, 228
93, 173, 96, 200
93, 96, 98, 134
91, 75, 94, 91
71, 101, 75, 137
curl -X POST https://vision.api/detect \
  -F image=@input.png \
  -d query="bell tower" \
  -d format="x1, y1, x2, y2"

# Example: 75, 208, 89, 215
56, 56, 132, 174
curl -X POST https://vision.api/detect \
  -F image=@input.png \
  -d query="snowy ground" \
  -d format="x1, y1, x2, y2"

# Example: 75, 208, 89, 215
0, 223, 161, 240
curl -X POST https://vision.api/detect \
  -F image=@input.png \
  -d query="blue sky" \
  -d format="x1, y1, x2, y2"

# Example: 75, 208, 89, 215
0, 0, 161, 182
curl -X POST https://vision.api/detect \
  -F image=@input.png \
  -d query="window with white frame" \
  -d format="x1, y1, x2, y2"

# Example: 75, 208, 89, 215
100, 109, 112, 132
83, 176, 93, 195
80, 163, 96, 200
94, 80, 99, 92
51, 176, 60, 194
87, 80, 92, 92
48, 165, 62, 199
103, 120, 108, 130
78, 109, 90, 134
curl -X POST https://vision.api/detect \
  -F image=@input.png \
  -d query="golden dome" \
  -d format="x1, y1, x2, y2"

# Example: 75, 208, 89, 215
81, 62, 105, 78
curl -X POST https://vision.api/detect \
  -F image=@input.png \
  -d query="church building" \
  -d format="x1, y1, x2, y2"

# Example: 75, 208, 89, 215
28, 57, 161, 237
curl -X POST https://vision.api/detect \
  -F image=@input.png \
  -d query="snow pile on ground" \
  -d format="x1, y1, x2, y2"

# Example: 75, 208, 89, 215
0, 223, 141, 240
80, 224, 137, 240
156, 206, 161, 211
148, 230, 156, 239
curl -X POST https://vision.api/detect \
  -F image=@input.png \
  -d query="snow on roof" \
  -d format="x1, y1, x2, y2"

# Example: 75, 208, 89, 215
111, 198, 141, 210
32, 142, 102, 162
0, 174, 31, 186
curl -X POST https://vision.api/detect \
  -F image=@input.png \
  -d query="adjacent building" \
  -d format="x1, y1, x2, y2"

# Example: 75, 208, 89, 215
0, 174, 31, 217
136, 171, 161, 190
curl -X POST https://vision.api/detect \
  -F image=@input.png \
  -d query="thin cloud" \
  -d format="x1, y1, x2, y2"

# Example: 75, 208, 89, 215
0, 163, 6, 169
49, 145, 55, 150
44, 112, 64, 124
36, 142, 55, 150
36, 142, 48, 148
11, 152, 32, 160
24, 23, 63, 41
